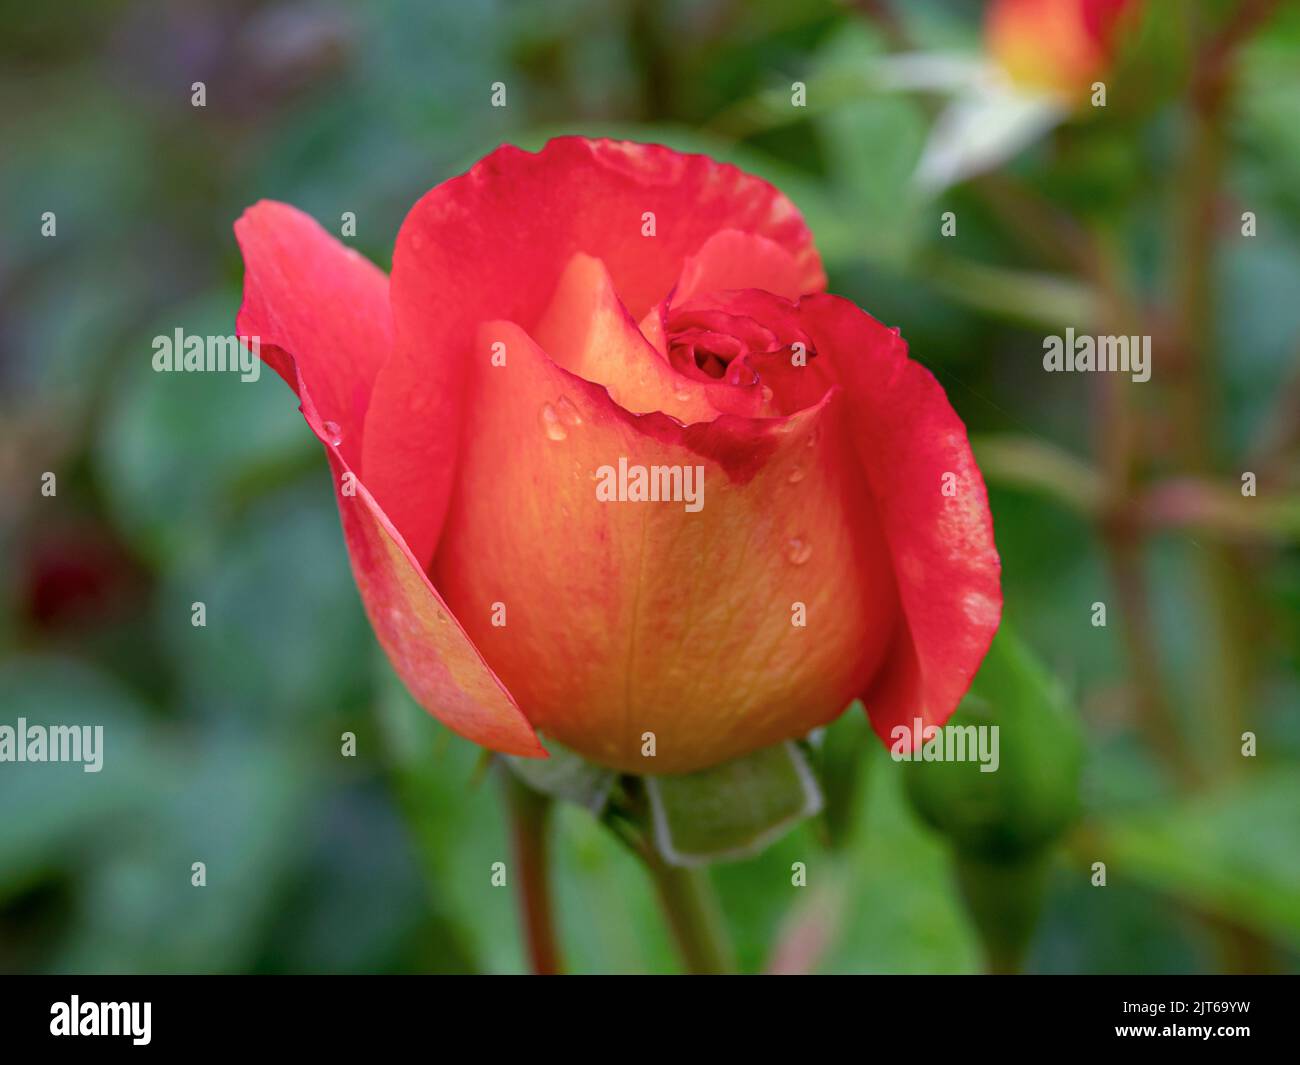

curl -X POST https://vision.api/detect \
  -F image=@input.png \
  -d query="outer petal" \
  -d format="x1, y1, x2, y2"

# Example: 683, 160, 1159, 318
432, 320, 898, 774
326, 448, 544, 756
364, 136, 826, 566
234, 202, 543, 757
234, 201, 390, 468
799, 294, 1002, 747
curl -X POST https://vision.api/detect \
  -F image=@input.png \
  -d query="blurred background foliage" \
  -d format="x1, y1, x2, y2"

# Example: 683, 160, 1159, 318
1, 0, 1297, 974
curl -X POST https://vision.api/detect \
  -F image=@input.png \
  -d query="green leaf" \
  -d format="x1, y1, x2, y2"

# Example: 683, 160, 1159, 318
1096, 770, 1300, 949
645, 742, 822, 867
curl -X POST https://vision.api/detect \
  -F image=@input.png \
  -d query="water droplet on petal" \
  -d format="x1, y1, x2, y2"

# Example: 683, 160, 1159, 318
784, 537, 813, 565
788, 466, 805, 484
674, 388, 693, 403
322, 420, 343, 446
541, 403, 567, 441
555, 395, 583, 427
727, 362, 759, 387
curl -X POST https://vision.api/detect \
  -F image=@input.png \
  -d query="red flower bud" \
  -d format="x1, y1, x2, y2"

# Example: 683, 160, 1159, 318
986, 0, 1139, 99
234, 138, 1001, 773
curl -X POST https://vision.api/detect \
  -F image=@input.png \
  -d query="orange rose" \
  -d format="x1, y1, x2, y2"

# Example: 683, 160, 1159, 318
235, 138, 1001, 774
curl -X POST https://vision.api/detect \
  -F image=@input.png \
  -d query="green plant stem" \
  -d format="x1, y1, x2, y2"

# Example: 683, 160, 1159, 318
502, 771, 563, 975
643, 854, 738, 975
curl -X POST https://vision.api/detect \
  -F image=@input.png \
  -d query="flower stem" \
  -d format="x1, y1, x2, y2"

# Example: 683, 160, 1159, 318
642, 854, 738, 974
502, 770, 563, 975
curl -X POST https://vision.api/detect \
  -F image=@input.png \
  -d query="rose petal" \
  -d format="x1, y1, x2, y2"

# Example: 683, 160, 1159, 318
673, 228, 822, 305
365, 136, 825, 566
800, 294, 1002, 745
327, 448, 544, 757
672, 289, 830, 416
234, 201, 391, 466
431, 320, 897, 773
533, 252, 716, 424
234, 201, 543, 757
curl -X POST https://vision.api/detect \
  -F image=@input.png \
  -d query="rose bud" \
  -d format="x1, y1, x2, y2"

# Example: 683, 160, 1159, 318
234, 137, 1000, 774
985, 0, 1139, 100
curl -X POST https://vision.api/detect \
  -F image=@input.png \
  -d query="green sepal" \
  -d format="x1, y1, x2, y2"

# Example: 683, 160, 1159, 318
644, 742, 823, 867
505, 739, 617, 815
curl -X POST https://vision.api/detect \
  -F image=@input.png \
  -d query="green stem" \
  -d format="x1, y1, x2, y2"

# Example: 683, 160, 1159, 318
502, 770, 563, 975
643, 855, 738, 975
953, 852, 1050, 975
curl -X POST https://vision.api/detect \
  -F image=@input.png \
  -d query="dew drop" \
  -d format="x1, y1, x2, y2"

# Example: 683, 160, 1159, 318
322, 420, 343, 446
540, 403, 568, 441
784, 537, 813, 565
674, 388, 693, 403
788, 466, 806, 484
727, 362, 759, 387
555, 395, 583, 427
